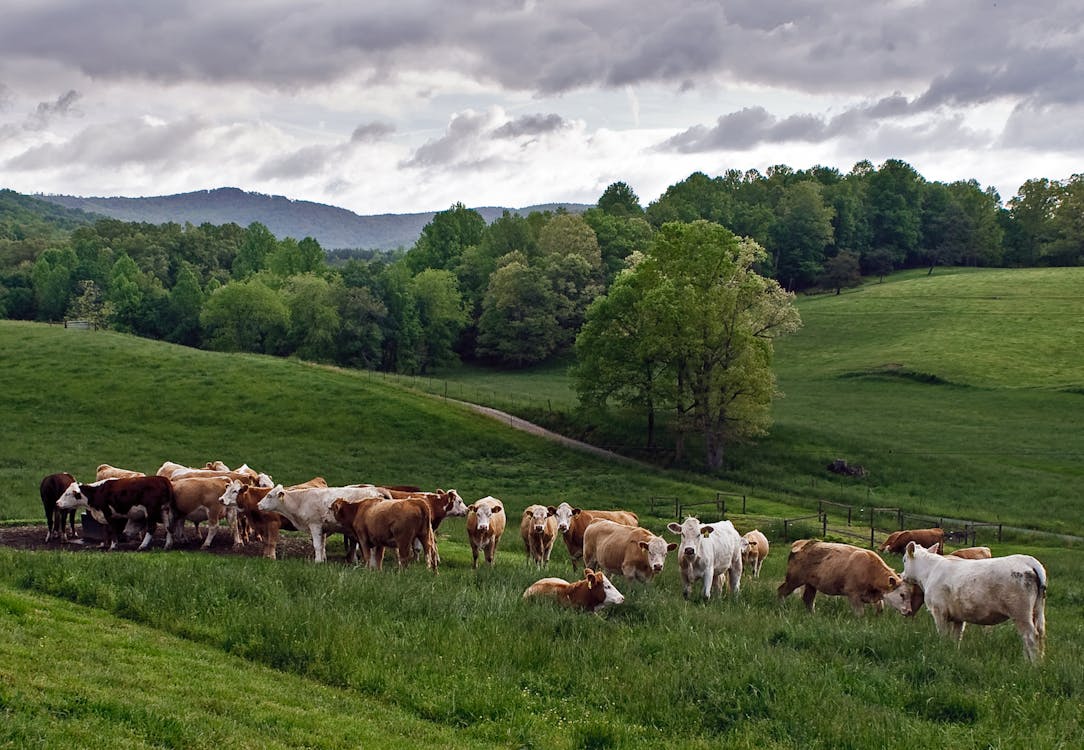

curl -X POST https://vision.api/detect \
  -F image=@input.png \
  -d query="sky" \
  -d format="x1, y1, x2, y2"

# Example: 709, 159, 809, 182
2, 1, 1082, 216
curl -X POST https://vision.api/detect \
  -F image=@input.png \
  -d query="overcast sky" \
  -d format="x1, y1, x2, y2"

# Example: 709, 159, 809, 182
2, 1, 1082, 215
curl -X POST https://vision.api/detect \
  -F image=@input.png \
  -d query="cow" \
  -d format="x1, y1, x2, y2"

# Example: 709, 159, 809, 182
331, 496, 437, 571
667, 516, 743, 600
547, 502, 639, 570
520, 504, 558, 567
522, 568, 625, 612
40, 472, 77, 543
777, 539, 902, 616
255, 484, 385, 562
95, 464, 145, 481
219, 480, 310, 559
466, 496, 506, 569
946, 545, 993, 559
583, 520, 676, 582
166, 476, 239, 550
902, 541, 1047, 661
879, 528, 945, 555
55, 476, 175, 550
740, 529, 770, 578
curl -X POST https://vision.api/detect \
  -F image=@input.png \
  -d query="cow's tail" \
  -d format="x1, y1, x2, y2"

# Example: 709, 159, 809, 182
423, 522, 439, 573
1031, 559, 1048, 658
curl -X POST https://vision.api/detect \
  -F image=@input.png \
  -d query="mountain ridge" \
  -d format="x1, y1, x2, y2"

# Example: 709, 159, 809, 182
36, 187, 591, 251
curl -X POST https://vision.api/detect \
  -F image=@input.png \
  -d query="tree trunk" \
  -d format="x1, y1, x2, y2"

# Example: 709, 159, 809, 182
704, 430, 724, 471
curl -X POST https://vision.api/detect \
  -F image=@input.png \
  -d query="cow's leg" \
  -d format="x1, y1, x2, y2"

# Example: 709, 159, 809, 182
1014, 617, 1040, 662
264, 523, 279, 559
801, 585, 817, 613
44, 505, 54, 543
396, 536, 412, 569
470, 541, 480, 569
307, 525, 326, 562
701, 573, 713, 600
728, 567, 741, 598
201, 520, 218, 549
848, 595, 866, 617
485, 539, 497, 566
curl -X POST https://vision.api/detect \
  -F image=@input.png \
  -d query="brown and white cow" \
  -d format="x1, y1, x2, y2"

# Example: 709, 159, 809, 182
220, 480, 320, 559
40, 472, 77, 542
547, 501, 639, 570
95, 464, 145, 481
55, 476, 175, 550
466, 496, 506, 569
902, 541, 1047, 661
740, 529, 770, 578
256, 484, 386, 562
331, 496, 437, 571
583, 520, 676, 583
878, 528, 945, 555
777, 539, 902, 616
520, 504, 558, 567
522, 568, 625, 612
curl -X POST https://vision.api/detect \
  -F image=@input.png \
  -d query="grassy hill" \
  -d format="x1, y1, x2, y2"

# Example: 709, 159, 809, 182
1, 315, 1082, 748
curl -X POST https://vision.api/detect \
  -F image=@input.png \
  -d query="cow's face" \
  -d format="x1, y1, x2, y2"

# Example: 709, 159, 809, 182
638, 535, 677, 573
205, 460, 230, 471
883, 579, 923, 617
218, 479, 245, 508
525, 505, 550, 534
55, 483, 86, 510
668, 517, 711, 561
257, 485, 285, 512
256, 473, 274, 488
585, 569, 625, 609
469, 499, 502, 532
548, 502, 580, 534
439, 489, 468, 517
741, 537, 757, 562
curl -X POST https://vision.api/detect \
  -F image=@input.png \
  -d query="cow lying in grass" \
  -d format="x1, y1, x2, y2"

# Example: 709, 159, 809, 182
522, 568, 625, 612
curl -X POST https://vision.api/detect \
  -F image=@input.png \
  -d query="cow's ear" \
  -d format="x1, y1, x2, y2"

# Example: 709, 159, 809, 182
927, 542, 940, 553
467, 505, 476, 513
547, 506, 557, 515
701, 527, 714, 537
494, 506, 503, 515
888, 575, 901, 589
571, 508, 581, 516
667, 542, 678, 552
667, 522, 682, 534
638, 541, 650, 551
905, 541, 916, 558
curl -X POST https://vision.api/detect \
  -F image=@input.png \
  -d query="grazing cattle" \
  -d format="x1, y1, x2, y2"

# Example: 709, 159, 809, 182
777, 539, 902, 616
947, 546, 993, 559
667, 517, 743, 600
583, 520, 676, 582
166, 476, 239, 549
40, 472, 77, 543
55, 476, 175, 550
466, 496, 506, 569
331, 496, 437, 571
520, 504, 558, 567
256, 484, 385, 562
902, 541, 1047, 661
547, 502, 639, 570
219, 481, 301, 559
879, 527, 945, 555
95, 464, 145, 481
522, 568, 625, 612
740, 529, 770, 578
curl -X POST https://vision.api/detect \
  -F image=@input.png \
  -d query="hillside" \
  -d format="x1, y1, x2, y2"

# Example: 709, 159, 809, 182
0, 189, 98, 238
35, 188, 591, 250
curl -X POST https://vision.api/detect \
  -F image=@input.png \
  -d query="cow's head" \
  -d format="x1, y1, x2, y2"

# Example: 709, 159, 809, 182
584, 568, 625, 609
548, 502, 580, 534
668, 516, 711, 561
218, 479, 245, 508
883, 579, 924, 617
256, 472, 275, 488
438, 489, 468, 517
256, 484, 286, 512
524, 505, 550, 535
122, 504, 149, 540
55, 482, 86, 511
204, 460, 231, 471
468, 497, 503, 532
638, 534, 678, 574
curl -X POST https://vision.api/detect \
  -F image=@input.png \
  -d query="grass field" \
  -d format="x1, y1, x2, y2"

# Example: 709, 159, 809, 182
1, 266, 1082, 748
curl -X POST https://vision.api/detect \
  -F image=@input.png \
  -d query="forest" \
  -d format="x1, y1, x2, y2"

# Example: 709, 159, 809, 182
2, 159, 1082, 378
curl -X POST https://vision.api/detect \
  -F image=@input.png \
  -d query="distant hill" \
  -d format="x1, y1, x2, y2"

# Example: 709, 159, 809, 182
0, 189, 99, 237
36, 188, 592, 251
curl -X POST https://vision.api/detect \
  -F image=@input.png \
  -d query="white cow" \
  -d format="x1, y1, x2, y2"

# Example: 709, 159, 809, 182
667, 516, 743, 600
256, 484, 387, 562
902, 541, 1047, 662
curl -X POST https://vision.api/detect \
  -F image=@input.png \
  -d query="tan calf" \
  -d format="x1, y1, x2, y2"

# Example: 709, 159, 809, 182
95, 464, 145, 481
168, 476, 239, 549
583, 520, 675, 582
741, 529, 770, 578
520, 504, 558, 567
879, 528, 945, 555
466, 496, 506, 569
778, 539, 902, 616
522, 568, 625, 612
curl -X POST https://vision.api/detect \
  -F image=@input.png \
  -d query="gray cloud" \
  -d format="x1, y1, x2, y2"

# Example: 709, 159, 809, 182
253, 144, 334, 181
491, 114, 570, 139
351, 121, 395, 143
401, 110, 493, 169
25, 90, 80, 130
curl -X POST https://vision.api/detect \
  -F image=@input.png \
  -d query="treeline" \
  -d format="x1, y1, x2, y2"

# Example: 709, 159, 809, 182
1, 161, 1083, 373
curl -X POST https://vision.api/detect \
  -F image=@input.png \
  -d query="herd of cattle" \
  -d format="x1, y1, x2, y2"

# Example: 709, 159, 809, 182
37, 462, 1047, 662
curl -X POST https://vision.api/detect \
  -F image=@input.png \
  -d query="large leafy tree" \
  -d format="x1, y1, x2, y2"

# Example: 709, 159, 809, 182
476, 253, 562, 366
867, 159, 925, 266
200, 278, 288, 354
769, 181, 836, 290
31, 246, 77, 321
596, 181, 644, 218
575, 221, 801, 470
232, 222, 277, 279
405, 203, 486, 274
164, 264, 204, 346
284, 274, 341, 362
410, 268, 468, 373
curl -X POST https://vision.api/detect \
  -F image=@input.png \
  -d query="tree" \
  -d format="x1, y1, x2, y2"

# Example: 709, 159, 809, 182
232, 222, 276, 279
284, 274, 341, 362
32, 247, 78, 321
410, 268, 468, 372
538, 213, 603, 343
334, 284, 386, 369
867, 159, 925, 267
577, 221, 801, 470
65, 279, 109, 328
476, 253, 562, 366
405, 203, 486, 274
200, 278, 288, 354
820, 251, 862, 294
597, 181, 644, 218
1006, 178, 1059, 266
583, 209, 654, 283
164, 264, 205, 346
769, 181, 836, 290
106, 253, 145, 334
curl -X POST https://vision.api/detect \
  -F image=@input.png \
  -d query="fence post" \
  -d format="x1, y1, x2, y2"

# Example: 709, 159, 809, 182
898, 509, 904, 530
783, 519, 789, 542
997, 524, 1002, 542
822, 513, 827, 537
847, 507, 852, 526
742, 495, 747, 514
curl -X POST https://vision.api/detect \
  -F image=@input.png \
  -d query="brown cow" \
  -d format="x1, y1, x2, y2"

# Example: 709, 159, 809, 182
333, 496, 437, 571
55, 476, 175, 550
220, 479, 325, 559
167, 476, 239, 550
946, 546, 993, 559
466, 496, 506, 569
40, 472, 77, 543
582, 520, 676, 582
547, 501, 639, 570
878, 528, 945, 555
740, 529, 770, 578
778, 539, 903, 616
520, 504, 558, 567
522, 568, 626, 612
95, 464, 145, 481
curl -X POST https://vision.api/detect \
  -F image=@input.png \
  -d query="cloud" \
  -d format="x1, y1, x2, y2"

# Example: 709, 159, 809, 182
6, 115, 206, 169
351, 121, 395, 142
491, 113, 570, 139
24, 90, 80, 130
